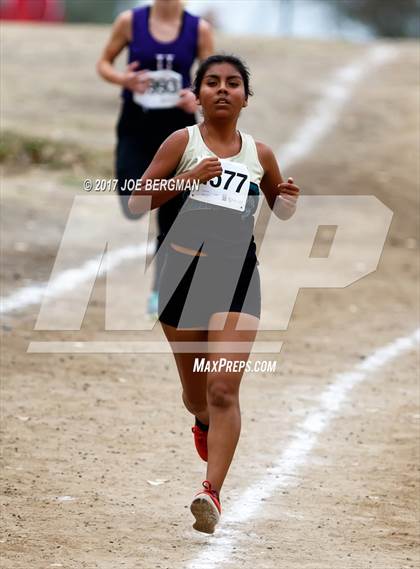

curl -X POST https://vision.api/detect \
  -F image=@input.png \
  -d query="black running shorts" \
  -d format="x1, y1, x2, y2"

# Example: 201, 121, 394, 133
158, 247, 261, 329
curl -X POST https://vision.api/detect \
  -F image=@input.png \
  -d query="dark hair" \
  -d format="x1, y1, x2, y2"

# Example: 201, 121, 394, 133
192, 54, 253, 100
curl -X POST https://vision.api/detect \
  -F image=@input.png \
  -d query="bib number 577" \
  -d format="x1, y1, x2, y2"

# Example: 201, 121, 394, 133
210, 170, 248, 193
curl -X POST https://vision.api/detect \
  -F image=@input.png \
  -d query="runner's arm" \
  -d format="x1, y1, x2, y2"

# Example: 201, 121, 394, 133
129, 130, 223, 214
96, 11, 133, 86
197, 19, 214, 61
257, 142, 300, 220
127, 130, 192, 214
176, 20, 214, 112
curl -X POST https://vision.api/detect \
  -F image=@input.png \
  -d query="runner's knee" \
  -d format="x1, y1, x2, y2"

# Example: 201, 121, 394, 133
207, 379, 238, 409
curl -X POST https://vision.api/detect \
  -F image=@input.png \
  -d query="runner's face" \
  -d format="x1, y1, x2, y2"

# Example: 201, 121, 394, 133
198, 63, 247, 118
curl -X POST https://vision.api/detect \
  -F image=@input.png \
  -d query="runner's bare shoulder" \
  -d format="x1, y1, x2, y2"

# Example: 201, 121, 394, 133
158, 128, 190, 158
150, 128, 190, 174
114, 10, 133, 43
255, 141, 276, 170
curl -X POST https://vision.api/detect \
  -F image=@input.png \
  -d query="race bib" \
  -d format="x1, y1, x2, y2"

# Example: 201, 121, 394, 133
190, 159, 250, 212
133, 69, 182, 109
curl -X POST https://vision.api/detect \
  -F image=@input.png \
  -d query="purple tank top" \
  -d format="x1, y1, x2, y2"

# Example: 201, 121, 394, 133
122, 6, 199, 101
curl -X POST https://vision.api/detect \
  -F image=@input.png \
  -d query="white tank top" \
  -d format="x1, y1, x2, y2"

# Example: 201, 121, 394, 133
175, 125, 264, 187
169, 124, 264, 259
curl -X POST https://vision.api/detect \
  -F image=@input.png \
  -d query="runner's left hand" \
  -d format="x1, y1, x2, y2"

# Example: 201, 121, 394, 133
176, 89, 197, 114
278, 177, 300, 209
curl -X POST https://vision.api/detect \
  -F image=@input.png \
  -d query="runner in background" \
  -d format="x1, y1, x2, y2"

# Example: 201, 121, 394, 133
97, 0, 213, 316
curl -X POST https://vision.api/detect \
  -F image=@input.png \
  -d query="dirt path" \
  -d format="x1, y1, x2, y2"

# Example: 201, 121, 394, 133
1, 25, 419, 569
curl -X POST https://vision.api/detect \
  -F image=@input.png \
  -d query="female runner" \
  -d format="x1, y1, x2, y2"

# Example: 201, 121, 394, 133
97, 0, 213, 315
129, 55, 300, 534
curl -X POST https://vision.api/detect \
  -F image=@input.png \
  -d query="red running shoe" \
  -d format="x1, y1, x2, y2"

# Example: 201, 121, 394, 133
190, 480, 221, 534
191, 424, 208, 462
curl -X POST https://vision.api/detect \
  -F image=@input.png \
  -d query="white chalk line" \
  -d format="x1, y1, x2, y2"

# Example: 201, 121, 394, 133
0, 45, 397, 317
0, 243, 148, 315
185, 327, 420, 569
279, 44, 397, 168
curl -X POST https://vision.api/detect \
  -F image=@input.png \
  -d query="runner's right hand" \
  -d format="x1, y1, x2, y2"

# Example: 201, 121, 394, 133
191, 157, 223, 183
121, 61, 150, 94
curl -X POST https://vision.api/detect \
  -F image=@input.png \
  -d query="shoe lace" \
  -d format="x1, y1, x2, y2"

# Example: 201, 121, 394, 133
202, 480, 219, 501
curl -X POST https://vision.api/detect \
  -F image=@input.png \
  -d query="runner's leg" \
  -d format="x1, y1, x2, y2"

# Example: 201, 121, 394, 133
205, 311, 259, 495
161, 323, 209, 425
